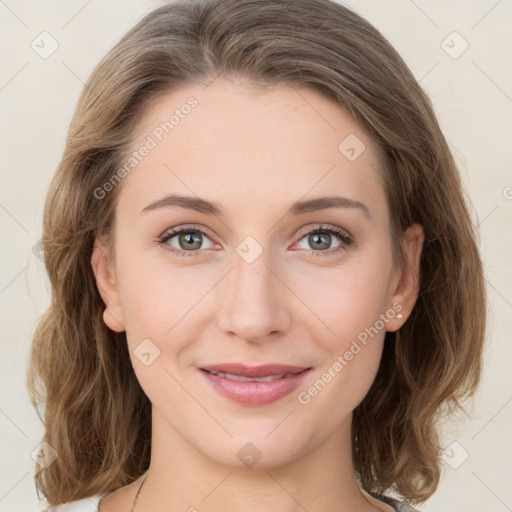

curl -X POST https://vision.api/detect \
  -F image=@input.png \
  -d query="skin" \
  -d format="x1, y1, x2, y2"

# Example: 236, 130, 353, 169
92, 79, 424, 512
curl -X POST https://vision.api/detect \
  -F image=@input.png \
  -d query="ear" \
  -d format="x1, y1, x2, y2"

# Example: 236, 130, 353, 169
91, 237, 126, 332
386, 223, 424, 332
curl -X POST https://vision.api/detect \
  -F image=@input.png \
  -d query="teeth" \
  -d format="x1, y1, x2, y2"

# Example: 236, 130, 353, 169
209, 371, 290, 382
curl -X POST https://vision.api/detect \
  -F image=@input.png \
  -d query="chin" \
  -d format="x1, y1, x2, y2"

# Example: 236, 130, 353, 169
200, 428, 310, 470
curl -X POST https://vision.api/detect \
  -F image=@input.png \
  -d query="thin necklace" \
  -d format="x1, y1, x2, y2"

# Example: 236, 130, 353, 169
130, 472, 148, 512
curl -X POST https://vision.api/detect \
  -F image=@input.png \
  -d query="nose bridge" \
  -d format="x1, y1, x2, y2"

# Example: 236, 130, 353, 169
217, 240, 289, 341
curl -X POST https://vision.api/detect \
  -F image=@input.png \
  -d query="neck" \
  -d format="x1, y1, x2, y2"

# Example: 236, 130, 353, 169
133, 407, 384, 512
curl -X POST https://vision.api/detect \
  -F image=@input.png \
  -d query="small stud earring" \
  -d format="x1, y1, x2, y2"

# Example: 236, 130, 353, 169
395, 313, 403, 319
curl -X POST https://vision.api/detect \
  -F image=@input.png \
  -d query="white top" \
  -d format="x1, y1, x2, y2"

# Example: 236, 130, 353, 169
44, 494, 105, 511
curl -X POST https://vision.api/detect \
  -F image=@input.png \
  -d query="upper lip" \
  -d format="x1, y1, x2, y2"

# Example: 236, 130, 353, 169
201, 363, 311, 378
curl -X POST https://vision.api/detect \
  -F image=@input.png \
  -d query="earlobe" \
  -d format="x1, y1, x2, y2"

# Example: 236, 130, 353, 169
386, 223, 425, 331
91, 238, 126, 333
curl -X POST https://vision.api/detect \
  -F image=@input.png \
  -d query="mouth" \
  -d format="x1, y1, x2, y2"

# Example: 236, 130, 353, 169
199, 363, 313, 405
201, 363, 311, 378
202, 370, 301, 383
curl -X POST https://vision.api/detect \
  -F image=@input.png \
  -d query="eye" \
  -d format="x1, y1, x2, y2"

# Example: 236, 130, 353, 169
157, 223, 353, 258
157, 225, 215, 257
293, 224, 353, 256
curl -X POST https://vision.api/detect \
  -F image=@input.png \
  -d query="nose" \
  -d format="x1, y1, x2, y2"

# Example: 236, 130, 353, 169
216, 247, 291, 343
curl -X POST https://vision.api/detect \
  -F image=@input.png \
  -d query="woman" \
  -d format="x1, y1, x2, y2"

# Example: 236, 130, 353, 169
27, 0, 487, 511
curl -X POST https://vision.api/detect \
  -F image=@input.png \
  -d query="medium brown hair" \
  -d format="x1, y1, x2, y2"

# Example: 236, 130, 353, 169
27, 0, 487, 506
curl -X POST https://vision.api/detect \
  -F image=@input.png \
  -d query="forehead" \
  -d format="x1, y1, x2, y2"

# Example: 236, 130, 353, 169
118, 80, 388, 223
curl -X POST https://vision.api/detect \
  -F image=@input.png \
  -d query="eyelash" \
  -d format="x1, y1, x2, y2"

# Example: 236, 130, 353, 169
156, 224, 353, 258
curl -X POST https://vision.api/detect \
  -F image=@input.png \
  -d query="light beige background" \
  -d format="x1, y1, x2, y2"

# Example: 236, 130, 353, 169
1, 1, 511, 511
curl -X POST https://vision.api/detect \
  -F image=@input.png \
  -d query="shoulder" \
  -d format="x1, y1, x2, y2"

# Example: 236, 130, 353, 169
44, 494, 106, 511
366, 489, 421, 512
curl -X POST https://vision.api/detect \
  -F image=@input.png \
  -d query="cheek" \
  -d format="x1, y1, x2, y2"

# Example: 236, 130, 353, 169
290, 246, 392, 407
115, 242, 191, 327
291, 251, 393, 346
115, 252, 216, 370
296, 321, 386, 425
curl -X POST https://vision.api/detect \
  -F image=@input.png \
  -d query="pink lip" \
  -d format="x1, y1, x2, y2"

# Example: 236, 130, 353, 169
199, 363, 312, 405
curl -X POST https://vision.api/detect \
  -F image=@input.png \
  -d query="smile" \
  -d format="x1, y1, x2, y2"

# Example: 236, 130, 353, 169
199, 366, 312, 406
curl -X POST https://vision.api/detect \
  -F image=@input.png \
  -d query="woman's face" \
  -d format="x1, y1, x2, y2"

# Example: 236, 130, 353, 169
93, 79, 423, 468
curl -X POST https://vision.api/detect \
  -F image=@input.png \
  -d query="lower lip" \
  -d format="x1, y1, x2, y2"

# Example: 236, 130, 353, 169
200, 368, 312, 406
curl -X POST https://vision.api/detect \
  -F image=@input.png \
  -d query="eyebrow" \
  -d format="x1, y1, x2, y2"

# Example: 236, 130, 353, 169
141, 194, 371, 219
